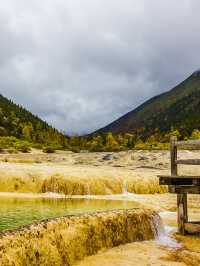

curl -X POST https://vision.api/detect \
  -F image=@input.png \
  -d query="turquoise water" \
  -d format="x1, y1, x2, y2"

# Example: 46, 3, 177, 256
0, 197, 139, 231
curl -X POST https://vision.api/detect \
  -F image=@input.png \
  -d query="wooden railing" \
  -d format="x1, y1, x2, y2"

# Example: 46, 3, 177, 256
158, 136, 200, 235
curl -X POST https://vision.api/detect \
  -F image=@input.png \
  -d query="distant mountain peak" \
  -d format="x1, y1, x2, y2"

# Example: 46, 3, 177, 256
192, 69, 200, 77
96, 71, 200, 138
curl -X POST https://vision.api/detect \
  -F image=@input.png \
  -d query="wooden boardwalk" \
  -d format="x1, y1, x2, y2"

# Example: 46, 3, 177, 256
158, 136, 200, 235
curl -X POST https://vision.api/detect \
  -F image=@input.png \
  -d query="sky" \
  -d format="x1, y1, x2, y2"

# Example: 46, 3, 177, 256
1, 0, 200, 135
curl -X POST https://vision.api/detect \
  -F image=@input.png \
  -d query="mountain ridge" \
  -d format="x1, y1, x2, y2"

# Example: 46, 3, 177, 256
0, 93, 67, 146
96, 70, 200, 139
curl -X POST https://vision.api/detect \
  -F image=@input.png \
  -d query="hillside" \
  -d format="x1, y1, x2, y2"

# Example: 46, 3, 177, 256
0, 94, 67, 146
2, 69, 200, 152
97, 70, 200, 139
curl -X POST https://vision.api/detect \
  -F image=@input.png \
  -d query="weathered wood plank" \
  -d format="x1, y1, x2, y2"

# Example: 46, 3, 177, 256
170, 186, 200, 194
171, 136, 177, 176
176, 140, 200, 148
176, 159, 200, 165
158, 175, 200, 179
185, 222, 200, 234
177, 193, 187, 234
159, 176, 200, 186
158, 136, 200, 235
183, 194, 188, 224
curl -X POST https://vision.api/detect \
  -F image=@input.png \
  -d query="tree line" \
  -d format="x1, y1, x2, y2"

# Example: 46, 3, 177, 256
1, 93, 200, 152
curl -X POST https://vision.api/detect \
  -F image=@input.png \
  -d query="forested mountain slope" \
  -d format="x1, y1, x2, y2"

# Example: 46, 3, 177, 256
0, 94, 67, 145
97, 71, 200, 139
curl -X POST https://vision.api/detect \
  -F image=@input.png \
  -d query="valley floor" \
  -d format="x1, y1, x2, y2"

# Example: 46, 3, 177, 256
1, 149, 200, 265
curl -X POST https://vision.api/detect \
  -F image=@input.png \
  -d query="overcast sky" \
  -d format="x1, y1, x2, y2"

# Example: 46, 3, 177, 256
1, 0, 200, 135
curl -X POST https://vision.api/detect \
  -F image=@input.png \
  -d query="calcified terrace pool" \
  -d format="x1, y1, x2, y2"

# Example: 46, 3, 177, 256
0, 196, 140, 231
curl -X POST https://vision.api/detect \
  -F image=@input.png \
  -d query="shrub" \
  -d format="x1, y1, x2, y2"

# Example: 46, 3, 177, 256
50, 144, 63, 150
32, 143, 43, 149
0, 136, 18, 149
14, 141, 31, 153
7, 148, 18, 154
43, 146, 56, 153
70, 146, 80, 153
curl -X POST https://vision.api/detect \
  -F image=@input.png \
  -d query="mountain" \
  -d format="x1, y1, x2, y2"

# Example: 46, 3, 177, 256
97, 70, 200, 139
0, 94, 67, 145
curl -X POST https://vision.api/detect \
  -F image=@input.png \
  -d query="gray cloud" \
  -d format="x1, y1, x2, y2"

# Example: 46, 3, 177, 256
1, 0, 200, 134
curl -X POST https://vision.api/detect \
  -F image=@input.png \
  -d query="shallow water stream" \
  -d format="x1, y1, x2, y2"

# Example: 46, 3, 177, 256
0, 196, 140, 231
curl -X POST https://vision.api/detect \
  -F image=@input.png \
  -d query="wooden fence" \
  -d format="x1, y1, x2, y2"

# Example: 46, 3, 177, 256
159, 136, 200, 234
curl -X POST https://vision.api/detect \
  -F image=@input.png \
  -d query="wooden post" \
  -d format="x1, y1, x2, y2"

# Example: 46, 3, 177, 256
158, 137, 200, 234
170, 136, 177, 176
170, 136, 188, 234
183, 194, 188, 223
170, 136, 177, 193
177, 193, 188, 234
